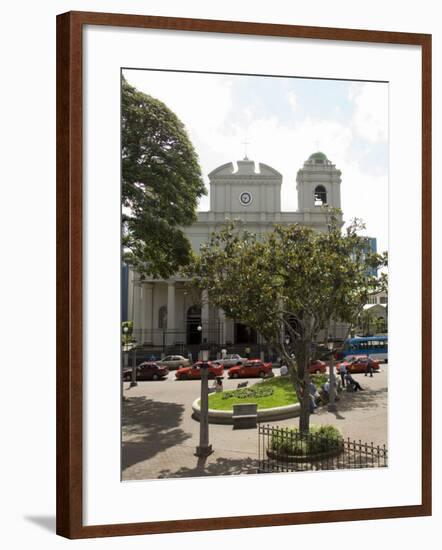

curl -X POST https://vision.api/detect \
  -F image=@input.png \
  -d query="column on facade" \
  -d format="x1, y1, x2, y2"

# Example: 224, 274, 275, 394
127, 269, 134, 322
139, 284, 147, 345
166, 281, 176, 346
201, 289, 209, 344
218, 308, 226, 347
133, 282, 142, 345
142, 282, 153, 345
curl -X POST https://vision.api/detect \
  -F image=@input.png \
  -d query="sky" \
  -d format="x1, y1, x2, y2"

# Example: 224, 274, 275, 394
123, 69, 389, 254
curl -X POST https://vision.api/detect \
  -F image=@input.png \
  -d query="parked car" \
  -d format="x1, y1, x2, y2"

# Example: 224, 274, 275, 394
336, 355, 380, 374
157, 355, 190, 370
213, 354, 246, 368
175, 361, 224, 380
228, 360, 273, 379
309, 359, 327, 374
122, 362, 169, 381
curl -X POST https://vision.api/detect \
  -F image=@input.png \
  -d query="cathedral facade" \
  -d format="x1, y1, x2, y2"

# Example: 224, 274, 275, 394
127, 152, 347, 354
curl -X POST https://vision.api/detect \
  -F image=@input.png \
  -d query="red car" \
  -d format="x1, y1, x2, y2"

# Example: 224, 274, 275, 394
228, 360, 273, 379
309, 360, 327, 374
336, 355, 380, 374
123, 362, 169, 381
175, 361, 224, 380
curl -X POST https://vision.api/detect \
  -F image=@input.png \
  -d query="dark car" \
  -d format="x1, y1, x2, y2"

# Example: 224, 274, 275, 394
123, 362, 169, 381
228, 360, 273, 379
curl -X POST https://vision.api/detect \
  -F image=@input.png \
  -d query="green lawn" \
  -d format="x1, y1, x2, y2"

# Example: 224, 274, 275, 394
207, 374, 327, 411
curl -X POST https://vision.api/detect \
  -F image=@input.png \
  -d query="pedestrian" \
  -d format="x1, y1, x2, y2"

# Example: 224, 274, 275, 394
215, 377, 223, 393
338, 362, 348, 387
345, 372, 363, 391
221, 348, 227, 359
280, 364, 288, 376
365, 359, 374, 377
244, 346, 251, 359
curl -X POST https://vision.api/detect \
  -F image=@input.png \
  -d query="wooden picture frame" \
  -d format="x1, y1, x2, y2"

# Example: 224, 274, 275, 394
56, 11, 432, 539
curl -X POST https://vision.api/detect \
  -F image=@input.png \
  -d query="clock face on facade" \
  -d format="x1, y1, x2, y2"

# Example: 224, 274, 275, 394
239, 191, 253, 206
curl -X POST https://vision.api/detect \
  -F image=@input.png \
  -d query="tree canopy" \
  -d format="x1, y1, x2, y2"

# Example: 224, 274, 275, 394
188, 210, 387, 432
122, 77, 206, 279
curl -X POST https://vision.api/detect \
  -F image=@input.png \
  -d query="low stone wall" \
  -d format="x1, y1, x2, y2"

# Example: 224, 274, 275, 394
191, 398, 300, 425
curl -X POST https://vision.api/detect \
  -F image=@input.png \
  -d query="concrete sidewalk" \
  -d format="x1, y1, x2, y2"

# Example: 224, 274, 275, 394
122, 367, 388, 480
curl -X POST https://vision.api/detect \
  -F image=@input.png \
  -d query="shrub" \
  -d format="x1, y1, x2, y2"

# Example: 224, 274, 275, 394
270, 424, 343, 456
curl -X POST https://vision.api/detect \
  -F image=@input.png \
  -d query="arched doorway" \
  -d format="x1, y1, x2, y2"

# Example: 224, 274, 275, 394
186, 305, 202, 345
234, 322, 257, 344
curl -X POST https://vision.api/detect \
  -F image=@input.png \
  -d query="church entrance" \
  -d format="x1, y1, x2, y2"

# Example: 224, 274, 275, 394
234, 322, 257, 344
186, 306, 202, 345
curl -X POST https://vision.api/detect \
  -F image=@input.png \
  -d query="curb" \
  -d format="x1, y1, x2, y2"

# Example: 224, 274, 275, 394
191, 397, 301, 425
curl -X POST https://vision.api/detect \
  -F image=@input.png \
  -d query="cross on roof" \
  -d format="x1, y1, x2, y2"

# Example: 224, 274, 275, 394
242, 139, 250, 160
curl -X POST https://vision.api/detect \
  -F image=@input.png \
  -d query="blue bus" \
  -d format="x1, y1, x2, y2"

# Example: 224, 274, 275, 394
336, 336, 388, 363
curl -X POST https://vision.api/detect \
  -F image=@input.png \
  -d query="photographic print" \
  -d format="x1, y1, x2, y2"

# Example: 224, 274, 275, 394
120, 68, 389, 481
57, 11, 431, 537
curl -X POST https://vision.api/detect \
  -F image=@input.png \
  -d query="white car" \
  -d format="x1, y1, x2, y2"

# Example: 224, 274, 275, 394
214, 354, 246, 368
157, 355, 190, 370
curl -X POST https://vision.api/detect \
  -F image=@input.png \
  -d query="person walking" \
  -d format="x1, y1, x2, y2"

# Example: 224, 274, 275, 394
365, 359, 374, 377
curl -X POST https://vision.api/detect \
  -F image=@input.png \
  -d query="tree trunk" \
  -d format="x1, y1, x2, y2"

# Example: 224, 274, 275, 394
299, 388, 311, 434
276, 336, 312, 434
295, 339, 311, 434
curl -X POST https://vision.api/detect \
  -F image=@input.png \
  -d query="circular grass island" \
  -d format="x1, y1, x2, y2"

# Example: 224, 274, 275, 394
192, 374, 327, 424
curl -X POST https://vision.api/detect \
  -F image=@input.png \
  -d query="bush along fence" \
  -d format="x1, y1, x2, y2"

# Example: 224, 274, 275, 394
258, 424, 388, 473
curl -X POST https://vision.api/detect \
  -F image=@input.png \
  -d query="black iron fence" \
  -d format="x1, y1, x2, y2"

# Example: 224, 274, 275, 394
125, 328, 280, 362
258, 424, 388, 473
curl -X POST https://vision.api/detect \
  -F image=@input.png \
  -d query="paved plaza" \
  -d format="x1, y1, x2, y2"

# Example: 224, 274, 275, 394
122, 367, 388, 480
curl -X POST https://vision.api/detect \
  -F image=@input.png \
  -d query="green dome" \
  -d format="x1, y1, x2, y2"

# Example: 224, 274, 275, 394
309, 151, 328, 161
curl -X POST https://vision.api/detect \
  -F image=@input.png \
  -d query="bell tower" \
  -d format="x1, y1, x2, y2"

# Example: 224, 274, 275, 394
296, 152, 342, 212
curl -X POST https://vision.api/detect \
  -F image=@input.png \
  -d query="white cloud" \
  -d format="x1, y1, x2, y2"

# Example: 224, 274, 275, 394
124, 70, 388, 253
287, 91, 298, 113
123, 69, 234, 153
349, 83, 388, 143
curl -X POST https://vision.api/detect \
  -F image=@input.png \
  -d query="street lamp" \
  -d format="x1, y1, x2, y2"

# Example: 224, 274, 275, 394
197, 324, 202, 352
130, 345, 138, 388
327, 339, 336, 412
122, 325, 138, 388
195, 348, 213, 458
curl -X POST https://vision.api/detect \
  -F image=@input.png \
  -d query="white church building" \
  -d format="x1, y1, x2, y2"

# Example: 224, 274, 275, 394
127, 151, 346, 355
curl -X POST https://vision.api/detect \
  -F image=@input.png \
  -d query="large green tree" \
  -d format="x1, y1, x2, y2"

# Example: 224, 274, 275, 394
122, 77, 206, 279
189, 210, 386, 433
